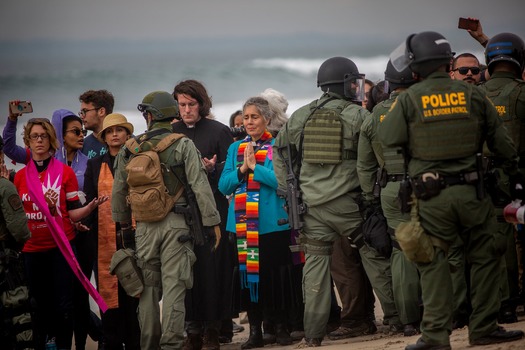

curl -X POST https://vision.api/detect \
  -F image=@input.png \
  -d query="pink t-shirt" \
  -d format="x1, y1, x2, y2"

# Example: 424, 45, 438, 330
14, 164, 79, 252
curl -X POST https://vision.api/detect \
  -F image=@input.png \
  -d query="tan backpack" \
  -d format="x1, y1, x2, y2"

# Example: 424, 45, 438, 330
125, 132, 185, 222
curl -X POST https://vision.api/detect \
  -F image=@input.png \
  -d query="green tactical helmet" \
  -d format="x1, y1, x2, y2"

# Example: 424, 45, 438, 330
138, 91, 179, 121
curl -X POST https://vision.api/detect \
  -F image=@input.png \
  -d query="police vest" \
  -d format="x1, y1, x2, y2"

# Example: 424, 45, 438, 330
302, 99, 354, 164
481, 79, 525, 153
407, 84, 481, 161
376, 99, 404, 174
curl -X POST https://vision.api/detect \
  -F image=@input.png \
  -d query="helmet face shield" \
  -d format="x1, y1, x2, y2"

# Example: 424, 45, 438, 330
344, 73, 366, 101
390, 39, 413, 73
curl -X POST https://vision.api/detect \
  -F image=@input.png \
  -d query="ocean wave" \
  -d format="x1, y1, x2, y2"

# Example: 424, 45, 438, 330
251, 55, 390, 82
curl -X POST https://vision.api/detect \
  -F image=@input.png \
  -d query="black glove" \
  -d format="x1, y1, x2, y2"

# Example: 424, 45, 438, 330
509, 172, 525, 201
361, 198, 382, 221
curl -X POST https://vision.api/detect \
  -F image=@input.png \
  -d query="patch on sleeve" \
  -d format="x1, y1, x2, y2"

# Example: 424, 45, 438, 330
8, 194, 23, 211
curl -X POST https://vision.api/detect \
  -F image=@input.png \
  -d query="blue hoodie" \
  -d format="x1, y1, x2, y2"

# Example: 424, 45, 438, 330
2, 109, 88, 191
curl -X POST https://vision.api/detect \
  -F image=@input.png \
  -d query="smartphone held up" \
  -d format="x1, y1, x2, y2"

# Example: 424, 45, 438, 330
9, 101, 33, 115
458, 17, 479, 31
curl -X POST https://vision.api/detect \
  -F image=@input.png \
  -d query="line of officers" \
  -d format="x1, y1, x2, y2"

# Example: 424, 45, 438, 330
271, 30, 525, 350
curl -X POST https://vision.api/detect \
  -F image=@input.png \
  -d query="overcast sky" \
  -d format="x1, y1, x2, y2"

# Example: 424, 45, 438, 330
1, 0, 523, 47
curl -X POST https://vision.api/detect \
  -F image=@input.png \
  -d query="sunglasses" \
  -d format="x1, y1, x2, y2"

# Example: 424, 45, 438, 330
65, 128, 87, 136
454, 66, 481, 75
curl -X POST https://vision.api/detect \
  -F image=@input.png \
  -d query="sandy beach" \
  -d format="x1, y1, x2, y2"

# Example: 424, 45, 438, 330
83, 310, 525, 350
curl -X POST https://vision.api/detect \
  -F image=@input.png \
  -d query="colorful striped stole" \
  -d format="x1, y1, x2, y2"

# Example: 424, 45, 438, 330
234, 131, 272, 302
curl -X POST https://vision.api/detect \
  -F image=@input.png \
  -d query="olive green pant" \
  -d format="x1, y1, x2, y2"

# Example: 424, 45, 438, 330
418, 185, 503, 345
135, 213, 196, 350
448, 236, 470, 323
359, 244, 401, 325
381, 181, 421, 326
302, 193, 362, 339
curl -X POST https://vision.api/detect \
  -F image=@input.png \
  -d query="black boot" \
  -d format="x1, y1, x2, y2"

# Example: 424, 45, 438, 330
202, 329, 220, 350
275, 324, 292, 346
183, 333, 203, 350
241, 326, 264, 350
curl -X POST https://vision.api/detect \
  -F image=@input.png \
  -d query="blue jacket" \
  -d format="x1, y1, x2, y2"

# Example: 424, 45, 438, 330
218, 138, 290, 235
2, 109, 88, 191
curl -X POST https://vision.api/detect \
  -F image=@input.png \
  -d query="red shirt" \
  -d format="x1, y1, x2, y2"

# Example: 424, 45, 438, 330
14, 164, 79, 252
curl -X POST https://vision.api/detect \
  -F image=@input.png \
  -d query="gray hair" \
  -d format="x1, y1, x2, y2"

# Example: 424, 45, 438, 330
242, 96, 273, 121
259, 88, 289, 136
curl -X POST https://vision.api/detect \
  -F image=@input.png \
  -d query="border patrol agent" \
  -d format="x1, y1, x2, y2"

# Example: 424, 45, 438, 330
359, 60, 421, 336
112, 91, 221, 350
273, 57, 369, 346
481, 32, 525, 323
0, 135, 32, 349
379, 31, 524, 349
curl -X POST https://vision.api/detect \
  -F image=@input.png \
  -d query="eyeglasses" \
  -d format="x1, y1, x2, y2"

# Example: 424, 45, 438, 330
454, 67, 481, 75
78, 107, 101, 117
28, 134, 49, 141
65, 128, 87, 136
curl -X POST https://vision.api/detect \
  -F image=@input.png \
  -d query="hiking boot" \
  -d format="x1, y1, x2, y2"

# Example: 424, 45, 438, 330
202, 329, 220, 350
389, 323, 404, 334
328, 321, 370, 340
469, 327, 524, 345
241, 326, 264, 350
296, 337, 322, 348
405, 337, 451, 350
403, 324, 419, 337
275, 324, 293, 346
183, 333, 202, 350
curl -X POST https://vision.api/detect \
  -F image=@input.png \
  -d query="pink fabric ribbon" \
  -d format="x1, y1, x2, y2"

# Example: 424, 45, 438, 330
26, 157, 108, 313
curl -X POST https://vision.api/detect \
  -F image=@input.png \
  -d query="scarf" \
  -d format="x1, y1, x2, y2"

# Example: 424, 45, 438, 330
26, 157, 108, 313
234, 131, 272, 302
97, 162, 118, 309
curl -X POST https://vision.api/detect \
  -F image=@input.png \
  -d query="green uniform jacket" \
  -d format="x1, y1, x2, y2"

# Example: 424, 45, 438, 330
111, 125, 221, 227
357, 91, 404, 201
0, 177, 30, 243
378, 72, 518, 178
273, 92, 369, 207
481, 71, 525, 161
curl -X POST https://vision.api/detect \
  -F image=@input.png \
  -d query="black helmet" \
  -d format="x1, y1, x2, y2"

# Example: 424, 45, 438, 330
485, 32, 525, 75
390, 31, 453, 78
408, 31, 453, 77
384, 59, 417, 92
317, 57, 364, 101
137, 91, 179, 121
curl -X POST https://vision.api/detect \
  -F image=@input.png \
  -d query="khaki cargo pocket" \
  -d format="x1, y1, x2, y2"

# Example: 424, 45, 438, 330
179, 247, 197, 289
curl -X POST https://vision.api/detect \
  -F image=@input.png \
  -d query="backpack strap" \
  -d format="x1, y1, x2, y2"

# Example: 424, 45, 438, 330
125, 128, 172, 156
153, 133, 186, 153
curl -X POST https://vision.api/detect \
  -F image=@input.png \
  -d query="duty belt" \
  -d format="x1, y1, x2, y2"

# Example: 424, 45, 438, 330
439, 171, 479, 186
411, 171, 480, 201
387, 174, 405, 183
